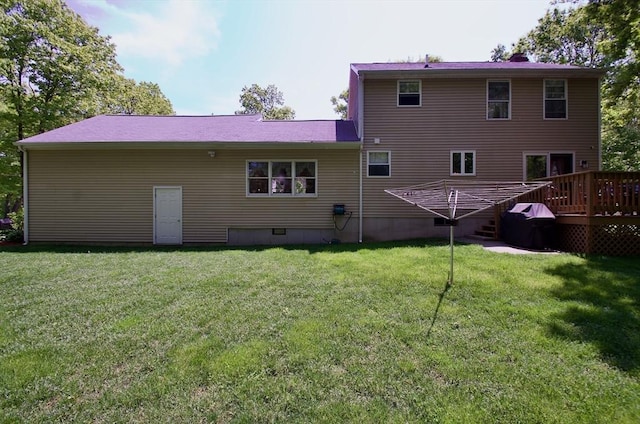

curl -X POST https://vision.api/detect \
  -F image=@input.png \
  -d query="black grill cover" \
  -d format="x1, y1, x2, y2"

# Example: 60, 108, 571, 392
501, 203, 555, 249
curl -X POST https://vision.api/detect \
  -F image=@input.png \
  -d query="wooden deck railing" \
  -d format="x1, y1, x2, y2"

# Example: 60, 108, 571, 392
492, 171, 640, 253
501, 171, 640, 216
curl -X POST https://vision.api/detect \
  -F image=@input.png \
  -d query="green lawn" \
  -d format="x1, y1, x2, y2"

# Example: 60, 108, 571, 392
1, 240, 639, 423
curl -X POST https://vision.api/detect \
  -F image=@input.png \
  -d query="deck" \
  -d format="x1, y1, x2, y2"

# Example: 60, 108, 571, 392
496, 171, 640, 256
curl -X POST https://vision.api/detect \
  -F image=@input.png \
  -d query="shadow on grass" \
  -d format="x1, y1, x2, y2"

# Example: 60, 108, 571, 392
426, 280, 451, 339
544, 256, 640, 373
0, 238, 450, 255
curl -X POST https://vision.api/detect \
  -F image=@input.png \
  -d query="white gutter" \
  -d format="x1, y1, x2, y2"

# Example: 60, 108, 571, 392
356, 67, 605, 80
358, 74, 365, 243
21, 147, 28, 244
14, 140, 361, 151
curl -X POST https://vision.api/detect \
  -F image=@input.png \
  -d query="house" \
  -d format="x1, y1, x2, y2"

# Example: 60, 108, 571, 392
16, 56, 604, 245
349, 56, 603, 241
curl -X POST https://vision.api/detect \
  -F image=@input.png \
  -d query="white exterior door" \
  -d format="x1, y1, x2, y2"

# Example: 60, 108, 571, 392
154, 186, 182, 244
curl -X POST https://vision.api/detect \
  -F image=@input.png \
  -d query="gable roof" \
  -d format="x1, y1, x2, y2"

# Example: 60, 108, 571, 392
17, 114, 360, 148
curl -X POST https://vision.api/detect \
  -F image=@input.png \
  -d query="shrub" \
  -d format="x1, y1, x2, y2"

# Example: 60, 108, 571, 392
1, 208, 23, 243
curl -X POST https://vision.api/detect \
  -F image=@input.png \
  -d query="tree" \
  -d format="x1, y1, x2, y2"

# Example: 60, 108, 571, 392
0, 0, 122, 138
108, 77, 174, 115
585, 0, 640, 98
601, 85, 640, 170
330, 88, 348, 120
0, 0, 175, 215
490, 44, 510, 62
235, 84, 295, 120
392, 54, 444, 63
492, 2, 640, 171
0, 0, 118, 211
0, 100, 20, 215
512, 7, 608, 68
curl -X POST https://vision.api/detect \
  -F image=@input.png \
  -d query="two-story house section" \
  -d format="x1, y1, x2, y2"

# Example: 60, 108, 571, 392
348, 55, 604, 242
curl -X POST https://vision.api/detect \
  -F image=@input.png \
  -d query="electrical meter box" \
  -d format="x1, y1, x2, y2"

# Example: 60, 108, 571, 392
333, 204, 346, 215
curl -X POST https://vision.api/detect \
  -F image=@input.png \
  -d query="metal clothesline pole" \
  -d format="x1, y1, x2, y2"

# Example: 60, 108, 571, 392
449, 224, 454, 286
447, 188, 458, 286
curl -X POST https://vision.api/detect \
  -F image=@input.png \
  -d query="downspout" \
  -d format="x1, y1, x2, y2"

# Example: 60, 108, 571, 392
20, 147, 28, 244
597, 77, 602, 170
358, 74, 365, 243
359, 145, 363, 243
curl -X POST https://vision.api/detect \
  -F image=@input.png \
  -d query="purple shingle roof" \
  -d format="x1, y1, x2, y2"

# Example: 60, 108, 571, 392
17, 114, 360, 145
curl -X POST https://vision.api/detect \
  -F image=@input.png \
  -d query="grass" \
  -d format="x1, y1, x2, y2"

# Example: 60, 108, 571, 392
1, 240, 639, 423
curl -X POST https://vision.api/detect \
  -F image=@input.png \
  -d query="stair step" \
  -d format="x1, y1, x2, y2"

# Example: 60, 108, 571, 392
467, 234, 495, 241
473, 218, 498, 240
475, 229, 496, 237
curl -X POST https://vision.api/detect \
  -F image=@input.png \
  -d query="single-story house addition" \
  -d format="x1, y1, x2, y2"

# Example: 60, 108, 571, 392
17, 114, 364, 245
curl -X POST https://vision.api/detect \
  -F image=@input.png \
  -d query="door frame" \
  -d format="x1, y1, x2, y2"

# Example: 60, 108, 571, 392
153, 186, 183, 245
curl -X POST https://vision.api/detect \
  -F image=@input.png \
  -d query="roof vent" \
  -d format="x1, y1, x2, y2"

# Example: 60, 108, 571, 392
508, 52, 529, 62
424, 54, 429, 68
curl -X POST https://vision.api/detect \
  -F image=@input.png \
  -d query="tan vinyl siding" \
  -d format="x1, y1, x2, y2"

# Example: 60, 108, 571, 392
27, 149, 359, 243
361, 77, 600, 217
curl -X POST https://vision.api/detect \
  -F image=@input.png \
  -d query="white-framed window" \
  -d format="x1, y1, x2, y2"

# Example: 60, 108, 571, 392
487, 80, 511, 119
450, 150, 476, 176
247, 160, 317, 196
397, 80, 421, 107
523, 152, 574, 180
544, 79, 567, 119
367, 151, 391, 177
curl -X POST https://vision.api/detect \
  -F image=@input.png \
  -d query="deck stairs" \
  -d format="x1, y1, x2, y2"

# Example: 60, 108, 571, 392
470, 219, 497, 240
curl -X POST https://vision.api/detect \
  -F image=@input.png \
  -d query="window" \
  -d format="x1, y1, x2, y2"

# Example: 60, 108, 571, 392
524, 153, 573, 180
451, 151, 475, 176
398, 80, 421, 106
544, 79, 567, 119
525, 154, 547, 180
487, 80, 510, 119
247, 160, 316, 196
367, 151, 390, 177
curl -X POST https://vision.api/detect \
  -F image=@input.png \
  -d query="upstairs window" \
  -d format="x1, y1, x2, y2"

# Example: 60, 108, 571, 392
451, 151, 476, 176
544, 79, 567, 119
397, 80, 421, 107
247, 160, 316, 196
367, 151, 391, 177
487, 80, 510, 119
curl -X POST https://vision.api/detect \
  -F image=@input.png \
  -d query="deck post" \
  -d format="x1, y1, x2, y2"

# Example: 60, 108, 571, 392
494, 205, 500, 240
586, 172, 594, 216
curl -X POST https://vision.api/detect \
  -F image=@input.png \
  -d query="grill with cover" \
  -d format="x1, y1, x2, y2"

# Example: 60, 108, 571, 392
500, 203, 555, 250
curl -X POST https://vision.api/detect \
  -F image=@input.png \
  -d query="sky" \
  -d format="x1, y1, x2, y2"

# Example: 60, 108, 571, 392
66, 0, 555, 120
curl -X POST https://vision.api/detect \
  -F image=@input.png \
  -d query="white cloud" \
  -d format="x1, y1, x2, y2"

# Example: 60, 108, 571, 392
89, 0, 221, 67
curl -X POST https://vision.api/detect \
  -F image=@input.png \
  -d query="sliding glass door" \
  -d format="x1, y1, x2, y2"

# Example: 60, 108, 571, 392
524, 153, 574, 180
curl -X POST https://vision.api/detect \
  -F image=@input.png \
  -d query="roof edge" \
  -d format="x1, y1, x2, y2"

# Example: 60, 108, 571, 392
355, 68, 605, 79
16, 140, 363, 150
